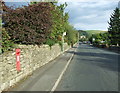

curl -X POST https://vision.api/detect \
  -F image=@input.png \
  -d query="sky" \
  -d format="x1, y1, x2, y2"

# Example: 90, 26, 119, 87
5, 0, 120, 31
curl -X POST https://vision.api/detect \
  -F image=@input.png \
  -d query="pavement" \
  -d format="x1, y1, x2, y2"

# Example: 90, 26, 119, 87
7, 43, 119, 92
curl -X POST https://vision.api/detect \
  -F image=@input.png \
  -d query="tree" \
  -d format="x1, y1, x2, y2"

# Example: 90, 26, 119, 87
65, 24, 78, 46
108, 7, 120, 46
49, 3, 68, 42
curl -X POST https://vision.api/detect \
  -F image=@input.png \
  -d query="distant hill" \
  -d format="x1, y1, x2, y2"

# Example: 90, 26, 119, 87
78, 30, 107, 39
85, 30, 107, 34
78, 30, 88, 36
84, 30, 107, 37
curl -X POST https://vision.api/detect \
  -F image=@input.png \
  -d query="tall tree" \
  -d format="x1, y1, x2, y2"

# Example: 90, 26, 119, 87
108, 7, 120, 46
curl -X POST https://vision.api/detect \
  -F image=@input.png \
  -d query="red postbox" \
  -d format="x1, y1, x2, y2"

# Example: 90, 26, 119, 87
16, 49, 21, 71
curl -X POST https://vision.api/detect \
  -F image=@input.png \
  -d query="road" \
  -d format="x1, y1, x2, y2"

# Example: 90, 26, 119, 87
8, 43, 119, 92
56, 44, 119, 91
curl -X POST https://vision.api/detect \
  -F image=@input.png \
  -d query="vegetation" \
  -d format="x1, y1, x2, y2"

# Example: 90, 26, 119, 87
88, 7, 120, 47
1, 28, 14, 52
44, 3, 68, 47
44, 3, 78, 48
79, 30, 106, 42
65, 25, 78, 46
1, 1, 78, 53
108, 7, 120, 46
85, 30, 106, 38
89, 32, 109, 46
3, 2, 53, 45
79, 30, 88, 37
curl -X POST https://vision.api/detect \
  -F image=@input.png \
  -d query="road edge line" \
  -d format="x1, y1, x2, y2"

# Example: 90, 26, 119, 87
50, 44, 78, 93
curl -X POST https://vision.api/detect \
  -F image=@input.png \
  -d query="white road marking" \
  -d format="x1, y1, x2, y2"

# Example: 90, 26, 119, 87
50, 44, 78, 93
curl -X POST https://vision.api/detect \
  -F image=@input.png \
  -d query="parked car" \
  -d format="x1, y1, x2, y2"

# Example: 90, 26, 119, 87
83, 41, 87, 44
87, 41, 91, 44
83, 41, 91, 44
79, 42, 82, 45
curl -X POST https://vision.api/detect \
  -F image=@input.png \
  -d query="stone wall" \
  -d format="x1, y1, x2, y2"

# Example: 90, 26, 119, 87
0, 43, 70, 92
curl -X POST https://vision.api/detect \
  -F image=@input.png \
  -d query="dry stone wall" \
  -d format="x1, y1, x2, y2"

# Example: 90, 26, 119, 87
0, 43, 70, 92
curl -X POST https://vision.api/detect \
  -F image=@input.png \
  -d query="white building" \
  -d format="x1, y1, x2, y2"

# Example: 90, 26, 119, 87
80, 35, 86, 39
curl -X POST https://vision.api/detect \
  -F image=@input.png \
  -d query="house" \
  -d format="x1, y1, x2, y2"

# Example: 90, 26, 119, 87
80, 35, 86, 39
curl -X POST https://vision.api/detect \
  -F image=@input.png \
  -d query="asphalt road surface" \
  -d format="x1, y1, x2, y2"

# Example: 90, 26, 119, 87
56, 44, 119, 91
9, 43, 119, 92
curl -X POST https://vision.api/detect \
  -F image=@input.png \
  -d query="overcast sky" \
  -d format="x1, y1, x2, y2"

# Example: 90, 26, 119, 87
5, 0, 120, 31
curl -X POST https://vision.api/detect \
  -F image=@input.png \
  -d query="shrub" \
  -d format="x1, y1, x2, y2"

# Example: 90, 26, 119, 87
3, 2, 53, 45
1, 28, 14, 53
65, 24, 78, 46
45, 38, 56, 49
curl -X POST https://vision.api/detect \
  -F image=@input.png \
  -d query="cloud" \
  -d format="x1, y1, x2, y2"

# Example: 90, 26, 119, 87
78, 14, 98, 19
74, 23, 108, 31
63, 1, 119, 30
58, 0, 119, 3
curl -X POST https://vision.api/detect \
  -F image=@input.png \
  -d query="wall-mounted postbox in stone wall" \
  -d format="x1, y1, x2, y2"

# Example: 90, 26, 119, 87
16, 49, 21, 72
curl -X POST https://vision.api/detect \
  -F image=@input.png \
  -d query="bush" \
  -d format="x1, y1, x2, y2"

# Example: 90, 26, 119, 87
3, 2, 53, 45
45, 38, 56, 49
65, 25, 78, 46
1, 28, 14, 53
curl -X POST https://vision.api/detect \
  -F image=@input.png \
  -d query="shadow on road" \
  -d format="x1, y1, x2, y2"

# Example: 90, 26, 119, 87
66, 51, 120, 72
